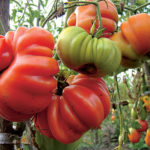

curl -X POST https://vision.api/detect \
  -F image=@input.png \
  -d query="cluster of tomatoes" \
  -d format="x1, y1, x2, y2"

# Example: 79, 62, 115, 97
0, 0, 150, 145
58, 0, 150, 76
0, 26, 111, 143
128, 95, 150, 146
128, 120, 150, 146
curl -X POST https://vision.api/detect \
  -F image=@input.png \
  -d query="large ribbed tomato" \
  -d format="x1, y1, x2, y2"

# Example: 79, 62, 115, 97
0, 27, 59, 122
111, 13, 150, 68
67, 0, 118, 37
34, 74, 110, 144
57, 26, 121, 77
120, 13, 150, 56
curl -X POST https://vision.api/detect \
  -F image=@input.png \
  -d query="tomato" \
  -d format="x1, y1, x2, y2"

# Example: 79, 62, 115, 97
141, 95, 150, 112
128, 128, 141, 143
111, 115, 116, 122
112, 13, 150, 60
34, 109, 54, 138
34, 74, 110, 144
57, 26, 121, 77
0, 100, 33, 122
0, 33, 13, 71
111, 13, 150, 68
121, 13, 150, 56
67, 0, 118, 37
0, 27, 59, 121
145, 129, 150, 146
111, 31, 141, 68
137, 120, 148, 132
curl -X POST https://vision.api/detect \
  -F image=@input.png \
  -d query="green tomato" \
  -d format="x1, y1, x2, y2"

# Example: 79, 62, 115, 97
56, 26, 121, 77
131, 108, 138, 119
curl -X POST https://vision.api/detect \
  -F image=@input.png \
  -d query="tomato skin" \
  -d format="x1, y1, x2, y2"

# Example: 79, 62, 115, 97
48, 85, 105, 144
145, 129, 150, 146
111, 31, 141, 68
67, 12, 76, 26
34, 109, 54, 138
34, 74, 110, 144
0, 27, 59, 121
0, 100, 33, 122
0, 35, 13, 71
71, 74, 110, 118
137, 120, 148, 132
121, 13, 150, 56
67, 0, 118, 37
111, 13, 150, 62
111, 115, 116, 121
57, 26, 121, 77
128, 128, 141, 143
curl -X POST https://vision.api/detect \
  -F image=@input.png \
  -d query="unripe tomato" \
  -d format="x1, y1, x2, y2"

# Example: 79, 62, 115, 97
57, 26, 121, 77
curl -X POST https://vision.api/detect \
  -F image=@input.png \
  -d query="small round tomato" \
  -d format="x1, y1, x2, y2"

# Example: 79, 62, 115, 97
128, 128, 141, 143
137, 120, 148, 132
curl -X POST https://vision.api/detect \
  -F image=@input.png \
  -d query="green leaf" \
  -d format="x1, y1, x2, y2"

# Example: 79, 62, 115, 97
39, 0, 45, 8
130, 120, 141, 129
22, 145, 30, 150
35, 131, 82, 150
11, 0, 22, 7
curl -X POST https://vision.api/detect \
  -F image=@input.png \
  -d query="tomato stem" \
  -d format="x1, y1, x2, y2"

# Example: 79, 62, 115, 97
114, 74, 124, 150
64, 1, 104, 37
115, 2, 150, 14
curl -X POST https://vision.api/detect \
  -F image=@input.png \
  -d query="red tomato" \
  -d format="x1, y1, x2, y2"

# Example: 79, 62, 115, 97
0, 27, 59, 121
137, 120, 148, 132
128, 128, 141, 143
34, 74, 110, 144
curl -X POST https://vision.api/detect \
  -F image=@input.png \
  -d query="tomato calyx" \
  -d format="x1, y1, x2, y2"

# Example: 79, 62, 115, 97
55, 73, 70, 96
56, 80, 69, 96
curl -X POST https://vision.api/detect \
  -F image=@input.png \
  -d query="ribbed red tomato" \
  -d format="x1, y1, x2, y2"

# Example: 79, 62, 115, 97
0, 27, 59, 122
34, 74, 110, 144
67, 0, 118, 37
